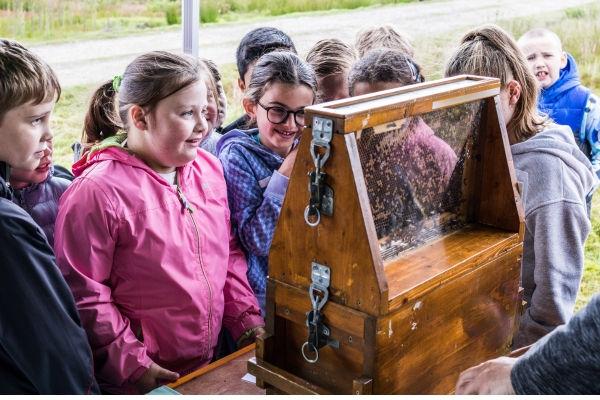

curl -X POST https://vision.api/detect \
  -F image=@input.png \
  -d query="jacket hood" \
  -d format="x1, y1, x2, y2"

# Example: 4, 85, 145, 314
11, 163, 56, 207
72, 134, 192, 189
541, 53, 581, 103
0, 164, 11, 201
216, 128, 286, 169
512, 124, 599, 195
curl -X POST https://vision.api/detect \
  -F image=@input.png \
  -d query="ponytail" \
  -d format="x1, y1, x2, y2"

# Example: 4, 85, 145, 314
81, 80, 122, 149
444, 24, 548, 142
81, 51, 204, 151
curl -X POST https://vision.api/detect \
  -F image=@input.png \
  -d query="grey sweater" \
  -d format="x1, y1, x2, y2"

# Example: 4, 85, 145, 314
511, 124, 597, 348
511, 292, 600, 394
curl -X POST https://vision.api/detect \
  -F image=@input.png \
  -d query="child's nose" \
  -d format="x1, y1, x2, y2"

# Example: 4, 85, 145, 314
284, 113, 298, 129
197, 114, 208, 135
41, 124, 54, 142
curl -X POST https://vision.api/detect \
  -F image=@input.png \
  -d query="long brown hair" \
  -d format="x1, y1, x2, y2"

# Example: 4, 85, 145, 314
82, 51, 204, 149
444, 24, 548, 143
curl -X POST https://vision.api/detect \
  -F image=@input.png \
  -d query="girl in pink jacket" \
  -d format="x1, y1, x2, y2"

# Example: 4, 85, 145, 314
54, 52, 264, 394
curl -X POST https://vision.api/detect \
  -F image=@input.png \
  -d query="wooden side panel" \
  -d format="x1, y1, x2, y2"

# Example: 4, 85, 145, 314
269, 131, 387, 316
385, 225, 520, 310
373, 245, 522, 394
476, 97, 524, 235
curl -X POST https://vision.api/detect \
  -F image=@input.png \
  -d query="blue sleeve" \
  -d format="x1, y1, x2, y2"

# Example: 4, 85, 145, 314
0, 204, 99, 394
583, 94, 600, 178
220, 150, 289, 257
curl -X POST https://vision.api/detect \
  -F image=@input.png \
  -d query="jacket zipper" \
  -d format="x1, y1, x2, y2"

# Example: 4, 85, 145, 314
177, 184, 213, 359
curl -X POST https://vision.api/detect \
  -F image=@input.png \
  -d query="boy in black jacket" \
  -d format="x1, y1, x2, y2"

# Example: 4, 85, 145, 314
0, 38, 99, 394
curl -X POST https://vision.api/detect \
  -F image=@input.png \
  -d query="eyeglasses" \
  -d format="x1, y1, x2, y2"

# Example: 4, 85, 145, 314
257, 101, 306, 127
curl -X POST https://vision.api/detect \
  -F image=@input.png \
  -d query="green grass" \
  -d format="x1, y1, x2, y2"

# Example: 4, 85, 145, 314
48, 2, 600, 309
1, 0, 418, 44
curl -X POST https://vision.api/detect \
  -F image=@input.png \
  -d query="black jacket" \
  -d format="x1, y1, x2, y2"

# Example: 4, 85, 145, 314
0, 170, 99, 394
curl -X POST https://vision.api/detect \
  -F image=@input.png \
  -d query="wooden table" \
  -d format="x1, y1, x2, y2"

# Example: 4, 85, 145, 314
169, 344, 265, 395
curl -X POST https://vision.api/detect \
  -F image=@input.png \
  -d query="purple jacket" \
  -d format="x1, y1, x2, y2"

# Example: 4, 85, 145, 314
11, 164, 70, 247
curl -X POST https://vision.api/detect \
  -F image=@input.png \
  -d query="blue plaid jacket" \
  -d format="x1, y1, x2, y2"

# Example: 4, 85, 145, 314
217, 129, 290, 294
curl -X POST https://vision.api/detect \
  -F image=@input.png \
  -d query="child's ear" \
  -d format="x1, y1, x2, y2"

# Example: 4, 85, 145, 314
237, 77, 246, 92
242, 98, 257, 120
560, 51, 568, 69
507, 80, 522, 107
130, 105, 148, 131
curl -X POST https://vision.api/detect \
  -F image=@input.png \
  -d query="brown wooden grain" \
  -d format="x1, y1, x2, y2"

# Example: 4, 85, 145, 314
172, 345, 265, 395
384, 224, 520, 310
476, 97, 525, 237
353, 376, 374, 395
373, 246, 522, 394
284, 319, 364, 394
269, 131, 386, 316
249, 357, 331, 395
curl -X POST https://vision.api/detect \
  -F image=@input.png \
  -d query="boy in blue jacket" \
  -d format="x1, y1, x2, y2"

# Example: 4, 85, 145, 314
0, 38, 99, 394
518, 28, 600, 177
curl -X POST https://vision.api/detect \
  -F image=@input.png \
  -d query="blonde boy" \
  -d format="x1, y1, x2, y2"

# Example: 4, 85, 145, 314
354, 23, 415, 58
518, 29, 600, 182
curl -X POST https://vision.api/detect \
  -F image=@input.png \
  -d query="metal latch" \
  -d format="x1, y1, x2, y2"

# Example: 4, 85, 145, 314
305, 117, 334, 227
302, 262, 339, 363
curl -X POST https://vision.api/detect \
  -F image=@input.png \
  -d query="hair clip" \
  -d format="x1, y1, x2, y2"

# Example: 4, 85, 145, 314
405, 58, 420, 83
113, 75, 122, 93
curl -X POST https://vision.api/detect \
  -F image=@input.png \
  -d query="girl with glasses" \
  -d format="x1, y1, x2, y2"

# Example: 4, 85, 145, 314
217, 51, 316, 315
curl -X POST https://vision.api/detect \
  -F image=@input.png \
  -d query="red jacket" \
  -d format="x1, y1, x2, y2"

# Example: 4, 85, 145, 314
55, 146, 263, 394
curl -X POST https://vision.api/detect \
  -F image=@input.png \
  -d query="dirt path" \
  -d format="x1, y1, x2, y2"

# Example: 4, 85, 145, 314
30, 0, 597, 87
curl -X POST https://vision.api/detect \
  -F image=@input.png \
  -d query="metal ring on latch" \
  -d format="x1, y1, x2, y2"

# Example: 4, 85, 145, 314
304, 206, 321, 226
301, 342, 319, 363
304, 206, 320, 227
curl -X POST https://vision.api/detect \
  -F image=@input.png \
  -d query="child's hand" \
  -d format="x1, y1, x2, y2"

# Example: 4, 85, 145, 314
277, 146, 299, 178
135, 362, 180, 394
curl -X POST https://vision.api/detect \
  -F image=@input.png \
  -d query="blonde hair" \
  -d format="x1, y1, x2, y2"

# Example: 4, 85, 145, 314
354, 24, 415, 58
444, 24, 548, 143
517, 28, 563, 52
201, 58, 220, 116
0, 39, 61, 124
306, 38, 357, 79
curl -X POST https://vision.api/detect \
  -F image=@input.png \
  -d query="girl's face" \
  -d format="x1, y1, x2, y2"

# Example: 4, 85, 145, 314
247, 82, 314, 158
138, 80, 208, 174
205, 89, 219, 133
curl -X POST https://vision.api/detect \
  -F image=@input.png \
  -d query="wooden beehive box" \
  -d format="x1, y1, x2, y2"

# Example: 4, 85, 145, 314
248, 75, 525, 395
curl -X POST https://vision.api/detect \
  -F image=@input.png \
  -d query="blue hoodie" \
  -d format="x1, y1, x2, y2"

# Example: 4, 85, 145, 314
217, 129, 292, 313
539, 53, 591, 137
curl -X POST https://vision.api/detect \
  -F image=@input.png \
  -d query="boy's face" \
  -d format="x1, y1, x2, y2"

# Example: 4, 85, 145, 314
317, 73, 350, 104
352, 80, 402, 97
10, 141, 53, 190
518, 35, 567, 89
0, 99, 54, 171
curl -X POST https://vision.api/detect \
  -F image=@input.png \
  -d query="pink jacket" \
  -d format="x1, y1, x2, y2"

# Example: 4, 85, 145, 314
54, 146, 263, 394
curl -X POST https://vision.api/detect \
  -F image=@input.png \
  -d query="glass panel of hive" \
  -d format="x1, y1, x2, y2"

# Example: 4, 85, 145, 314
355, 99, 485, 262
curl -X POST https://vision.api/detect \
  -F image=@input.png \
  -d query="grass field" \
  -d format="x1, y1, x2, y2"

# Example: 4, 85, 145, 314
0, 0, 417, 43
48, 2, 600, 309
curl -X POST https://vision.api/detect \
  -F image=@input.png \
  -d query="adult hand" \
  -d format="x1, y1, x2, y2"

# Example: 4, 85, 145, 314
455, 356, 517, 395
239, 327, 267, 349
277, 146, 299, 178
135, 363, 180, 394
